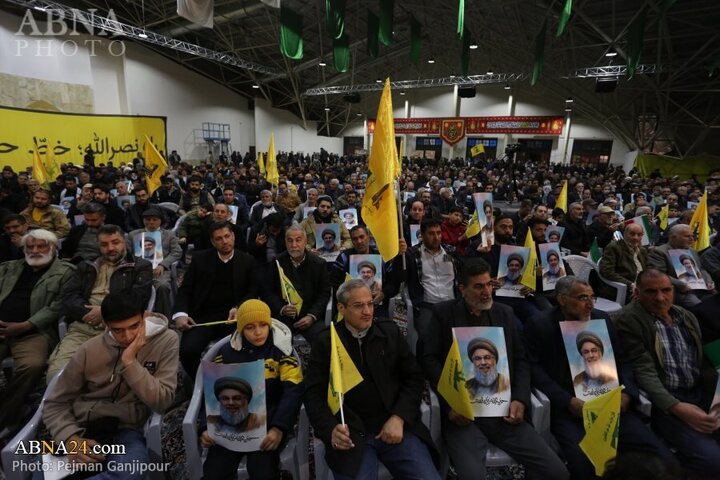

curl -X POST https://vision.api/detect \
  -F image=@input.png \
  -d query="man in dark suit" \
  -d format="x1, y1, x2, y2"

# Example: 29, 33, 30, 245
173, 221, 256, 378
524, 276, 678, 479
304, 280, 440, 479
420, 259, 568, 480
263, 225, 330, 343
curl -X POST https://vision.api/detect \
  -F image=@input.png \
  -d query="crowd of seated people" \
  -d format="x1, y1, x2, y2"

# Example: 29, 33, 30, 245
0, 151, 719, 479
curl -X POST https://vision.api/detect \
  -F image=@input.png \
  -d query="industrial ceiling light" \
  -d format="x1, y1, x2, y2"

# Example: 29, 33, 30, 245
605, 50, 617, 57
138, 32, 148, 38
318, 60, 327, 67
375, 79, 382, 83
486, 69, 494, 75
428, 58, 435, 64
399, 90, 406, 95
252, 84, 260, 89
324, 107, 330, 111
356, 112, 362, 116
504, 84, 511, 90
565, 97, 573, 103
469, 43, 478, 50
565, 107, 572, 112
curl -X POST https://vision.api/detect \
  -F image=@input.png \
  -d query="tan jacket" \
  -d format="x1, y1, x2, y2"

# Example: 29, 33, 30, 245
20, 206, 71, 238
43, 314, 179, 442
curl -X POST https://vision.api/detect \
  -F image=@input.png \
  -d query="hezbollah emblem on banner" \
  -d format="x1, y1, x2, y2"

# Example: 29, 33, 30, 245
441, 119, 465, 145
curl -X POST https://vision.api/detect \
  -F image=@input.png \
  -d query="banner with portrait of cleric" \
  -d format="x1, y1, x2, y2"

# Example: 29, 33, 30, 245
202, 359, 267, 452
559, 320, 619, 400
133, 231, 163, 269
474, 192, 494, 247
496, 245, 531, 298
669, 249, 708, 290
539, 242, 567, 291
453, 326, 511, 417
350, 254, 383, 297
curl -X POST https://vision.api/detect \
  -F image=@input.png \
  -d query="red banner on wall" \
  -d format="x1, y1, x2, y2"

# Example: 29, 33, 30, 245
440, 119, 465, 145
368, 116, 564, 138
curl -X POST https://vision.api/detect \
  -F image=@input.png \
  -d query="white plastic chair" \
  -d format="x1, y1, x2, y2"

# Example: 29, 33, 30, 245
158, 202, 180, 213
182, 335, 305, 480
563, 255, 626, 315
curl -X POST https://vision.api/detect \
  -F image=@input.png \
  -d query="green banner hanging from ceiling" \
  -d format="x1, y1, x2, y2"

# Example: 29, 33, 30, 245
333, 34, 350, 72
280, 6, 304, 59
626, 7, 647, 79
410, 16, 421, 64
379, 0, 394, 46
326, 0, 346, 40
457, 0, 464, 38
367, 10, 379, 58
461, 33, 471, 75
556, 0, 572, 37
531, 20, 547, 86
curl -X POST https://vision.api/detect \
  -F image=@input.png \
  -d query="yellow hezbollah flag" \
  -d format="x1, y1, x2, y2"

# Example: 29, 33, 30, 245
266, 134, 279, 186
0, 106, 165, 172
689, 191, 710, 251
337, 272, 352, 323
328, 322, 363, 414
362, 78, 399, 262
470, 144, 485, 157
276, 260, 303, 313
44, 143, 61, 181
556, 180, 568, 213
464, 209, 481, 239
579, 385, 623, 476
32, 145, 49, 187
396, 137, 403, 178
438, 336, 474, 420
258, 152, 265, 175
143, 135, 167, 196
657, 204, 669, 230
521, 229, 537, 291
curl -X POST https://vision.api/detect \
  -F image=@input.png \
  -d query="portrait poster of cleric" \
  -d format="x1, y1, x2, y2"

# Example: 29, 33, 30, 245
559, 320, 619, 399
133, 231, 163, 269
202, 359, 267, 452
314, 223, 341, 262
410, 224, 422, 246
496, 245, 531, 298
339, 208, 359, 230
545, 225, 565, 244
474, 192, 495, 247
539, 242, 567, 291
669, 249, 708, 290
453, 326, 512, 417
350, 254, 383, 296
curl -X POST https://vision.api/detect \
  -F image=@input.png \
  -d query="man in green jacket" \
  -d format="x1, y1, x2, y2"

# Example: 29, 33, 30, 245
0, 229, 75, 434
616, 269, 720, 475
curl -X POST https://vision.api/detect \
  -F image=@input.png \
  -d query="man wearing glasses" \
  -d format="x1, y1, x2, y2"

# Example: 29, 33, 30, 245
524, 276, 677, 479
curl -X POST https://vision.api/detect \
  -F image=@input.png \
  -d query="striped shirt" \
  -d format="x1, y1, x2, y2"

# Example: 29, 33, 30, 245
653, 312, 699, 392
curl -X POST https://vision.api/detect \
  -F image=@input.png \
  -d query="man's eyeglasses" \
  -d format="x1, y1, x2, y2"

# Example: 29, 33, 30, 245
573, 294, 597, 303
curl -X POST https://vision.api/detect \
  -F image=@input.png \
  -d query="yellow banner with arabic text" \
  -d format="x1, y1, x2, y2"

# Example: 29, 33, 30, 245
0, 107, 166, 173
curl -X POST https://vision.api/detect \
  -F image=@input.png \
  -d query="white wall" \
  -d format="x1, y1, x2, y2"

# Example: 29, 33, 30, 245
254, 98, 343, 154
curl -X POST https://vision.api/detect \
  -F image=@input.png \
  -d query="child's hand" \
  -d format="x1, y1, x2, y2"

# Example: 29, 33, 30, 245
260, 427, 284, 451
200, 430, 215, 448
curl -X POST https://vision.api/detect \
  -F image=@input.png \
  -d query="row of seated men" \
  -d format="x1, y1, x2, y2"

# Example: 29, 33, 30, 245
0, 216, 718, 479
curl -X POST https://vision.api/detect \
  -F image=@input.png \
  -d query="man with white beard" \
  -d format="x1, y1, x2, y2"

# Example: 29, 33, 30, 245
465, 338, 510, 397
524, 276, 678, 479
208, 377, 265, 435
572, 331, 617, 390
420, 259, 568, 480
0, 229, 75, 435
498, 253, 524, 287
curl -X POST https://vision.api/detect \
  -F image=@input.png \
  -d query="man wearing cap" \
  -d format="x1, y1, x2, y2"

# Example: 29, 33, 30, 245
466, 338, 510, 398
421, 259, 568, 480
573, 331, 617, 390
48, 224, 153, 380
208, 377, 266, 435
128, 207, 182, 318
587, 205, 621, 249
300, 195, 351, 251
524, 275, 677, 479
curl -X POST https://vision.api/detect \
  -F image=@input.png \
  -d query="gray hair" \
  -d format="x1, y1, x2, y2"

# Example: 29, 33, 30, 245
260, 189, 273, 197
635, 206, 652, 217
568, 202, 582, 211
336, 279, 371, 305
21, 229, 59, 252
306, 188, 317, 195
668, 223, 691, 240
285, 224, 306, 239
555, 276, 591, 298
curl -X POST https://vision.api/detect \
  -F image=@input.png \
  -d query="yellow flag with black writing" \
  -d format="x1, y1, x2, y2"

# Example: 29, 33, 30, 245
362, 78, 399, 262
464, 209, 481, 239
143, 135, 167, 196
556, 180, 568, 213
276, 260, 303, 313
689, 191, 710, 251
328, 322, 363, 414
438, 336, 474, 420
266, 134, 279, 186
32, 146, 49, 187
657, 203, 669, 230
579, 385, 623, 476
521, 229, 537, 291
44, 144, 61, 181
336, 272, 352, 322
258, 152, 265, 175
470, 144, 485, 157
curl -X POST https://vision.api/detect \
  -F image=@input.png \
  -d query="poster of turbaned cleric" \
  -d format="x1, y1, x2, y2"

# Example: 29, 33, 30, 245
453, 326, 511, 417
496, 245, 531, 298
350, 254, 383, 298
669, 249, 708, 290
473, 192, 494, 247
410, 224, 422, 246
559, 320, 619, 399
202, 360, 267, 452
540, 243, 567, 291
339, 208, 359, 230
133, 231, 163, 268
545, 226, 565, 243
314, 223, 341, 262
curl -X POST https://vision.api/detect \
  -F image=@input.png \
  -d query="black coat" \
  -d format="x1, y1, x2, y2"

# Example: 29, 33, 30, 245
560, 218, 589, 254
523, 307, 640, 416
304, 320, 436, 477
173, 248, 257, 320
420, 298, 531, 410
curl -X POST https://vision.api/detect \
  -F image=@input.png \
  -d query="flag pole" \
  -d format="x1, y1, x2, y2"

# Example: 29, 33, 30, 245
395, 179, 407, 271
338, 391, 347, 427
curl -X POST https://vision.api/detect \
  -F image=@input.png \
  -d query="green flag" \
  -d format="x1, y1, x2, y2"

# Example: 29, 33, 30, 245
461, 33, 471, 75
410, 16, 421, 64
626, 8, 647, 79
457, 0, 464, 38
379, 0, 394, 46
589, 237, 601, 264
325, 0, 346, 40
333, 33, 350, 73
531, 20, 547, 86
280, 6, 304, 60
556, 0, 572, 37
367, 10, 379, 58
